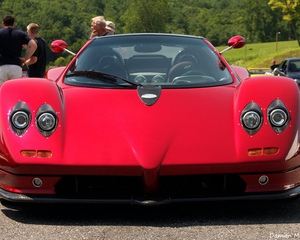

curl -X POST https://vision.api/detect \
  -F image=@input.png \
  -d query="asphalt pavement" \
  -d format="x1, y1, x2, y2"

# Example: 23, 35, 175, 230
0, 198, 300, 239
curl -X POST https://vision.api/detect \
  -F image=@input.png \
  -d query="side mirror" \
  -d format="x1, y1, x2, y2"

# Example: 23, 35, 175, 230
228, 36, 246, 49
50, 40, 76, 56
50, 40, 68, 53
220, 36, 246, 55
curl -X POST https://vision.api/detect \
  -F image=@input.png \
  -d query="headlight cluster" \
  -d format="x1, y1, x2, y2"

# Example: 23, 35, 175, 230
10, 102, 58, 137
9, 102, 32, 136
240, 102, 263, 135
267, 99, 290, 134
241, 99, 289, 135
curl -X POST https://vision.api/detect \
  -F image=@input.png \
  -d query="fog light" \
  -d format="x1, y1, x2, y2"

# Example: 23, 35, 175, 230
32, 178, 43, 187
259, 175, 268, 185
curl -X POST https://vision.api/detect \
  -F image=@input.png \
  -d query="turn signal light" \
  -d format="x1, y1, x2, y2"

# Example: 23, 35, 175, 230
248, 147, 279, 156
248, 148, 263, 156
37, 151, 52, 158
20, 150, 36, 157
264, 147, 279, 155
20, 150, 52, 158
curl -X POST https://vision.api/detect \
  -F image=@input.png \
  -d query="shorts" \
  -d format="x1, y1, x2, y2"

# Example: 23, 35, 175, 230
0, 65, 22, 86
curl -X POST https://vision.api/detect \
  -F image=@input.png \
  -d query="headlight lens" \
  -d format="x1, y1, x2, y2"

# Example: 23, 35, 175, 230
242, 111, 261, 129
37, 113, 56, 131
12, 111, 29, 129
269, 109, 287, 127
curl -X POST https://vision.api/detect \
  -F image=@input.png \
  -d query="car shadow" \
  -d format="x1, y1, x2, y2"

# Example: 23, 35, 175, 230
1, 198, 300, 226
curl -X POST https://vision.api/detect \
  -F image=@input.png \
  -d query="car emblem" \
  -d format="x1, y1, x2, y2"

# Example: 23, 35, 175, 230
137, 85, 161, 106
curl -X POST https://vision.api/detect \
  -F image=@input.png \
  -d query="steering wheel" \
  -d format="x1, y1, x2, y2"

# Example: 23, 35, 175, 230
167, 61, 205, 82
97, 49, 124, 66
90, 55, 127, 79
172, 49, 198, 66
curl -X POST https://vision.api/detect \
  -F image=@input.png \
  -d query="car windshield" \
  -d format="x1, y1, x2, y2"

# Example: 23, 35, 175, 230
64, 34, 233, 89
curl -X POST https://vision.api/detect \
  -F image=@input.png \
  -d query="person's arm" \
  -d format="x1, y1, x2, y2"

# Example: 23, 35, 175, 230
24, 56, 37, 65
20, 39, 37, 64
90, 30, 98, 39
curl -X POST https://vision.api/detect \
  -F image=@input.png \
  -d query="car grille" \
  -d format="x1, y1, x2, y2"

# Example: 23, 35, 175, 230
54, 174, 246, 199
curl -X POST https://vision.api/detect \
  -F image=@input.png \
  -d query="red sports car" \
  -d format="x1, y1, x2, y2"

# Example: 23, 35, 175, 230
0, 34, 300, 205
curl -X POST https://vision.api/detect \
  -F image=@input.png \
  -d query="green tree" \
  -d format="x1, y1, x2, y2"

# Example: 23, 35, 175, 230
103, 0, 127, 34
241, 0, 285, 43
122, 0, 170, 33
268, 0, 300, 45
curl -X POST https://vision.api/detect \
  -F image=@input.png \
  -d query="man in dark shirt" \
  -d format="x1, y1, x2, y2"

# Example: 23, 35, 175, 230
270, 60, 279, 72
0, 15, 37, 85
24, 23, 47, 77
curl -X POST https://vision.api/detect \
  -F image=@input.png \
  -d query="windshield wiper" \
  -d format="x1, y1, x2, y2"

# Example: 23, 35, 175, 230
65, 70, 139, 87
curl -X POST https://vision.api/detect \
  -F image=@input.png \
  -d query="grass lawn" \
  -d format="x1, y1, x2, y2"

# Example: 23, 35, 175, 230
215, 40, 300, 69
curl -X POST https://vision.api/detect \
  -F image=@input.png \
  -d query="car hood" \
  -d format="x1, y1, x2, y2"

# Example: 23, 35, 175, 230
59, 85, 238, 170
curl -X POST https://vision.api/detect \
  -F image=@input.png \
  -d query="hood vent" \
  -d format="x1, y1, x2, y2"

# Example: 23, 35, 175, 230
137, 85, 161, 106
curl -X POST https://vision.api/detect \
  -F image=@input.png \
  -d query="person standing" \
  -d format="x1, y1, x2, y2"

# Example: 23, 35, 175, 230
25, 23, 47, 77
0, 15, 37, 85
90, 16, 107, 39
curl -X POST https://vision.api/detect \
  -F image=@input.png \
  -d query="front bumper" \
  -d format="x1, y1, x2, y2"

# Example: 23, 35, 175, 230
1, 185, 300, 206
1, 165, 300, 205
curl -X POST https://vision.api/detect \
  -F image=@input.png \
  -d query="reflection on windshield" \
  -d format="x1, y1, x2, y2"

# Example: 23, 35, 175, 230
65, 35, 233, 88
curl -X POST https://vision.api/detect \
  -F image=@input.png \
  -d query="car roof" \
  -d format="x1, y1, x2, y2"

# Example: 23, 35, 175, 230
94, 33, 205, 40
283, 58, 300, 61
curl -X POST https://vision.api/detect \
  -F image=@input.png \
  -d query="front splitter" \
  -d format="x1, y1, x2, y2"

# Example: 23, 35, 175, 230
1, 185, 300, 206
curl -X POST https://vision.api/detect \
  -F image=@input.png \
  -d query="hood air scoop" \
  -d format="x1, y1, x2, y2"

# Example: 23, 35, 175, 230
137, 85, 162, 106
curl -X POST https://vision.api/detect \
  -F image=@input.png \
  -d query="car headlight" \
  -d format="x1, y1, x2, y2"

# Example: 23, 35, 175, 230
37, 113, 56, 131
269, 109, 287, 127
242, 111, 261, 129
10, 102, 32, 136
240, 102, 263, 135
12, 111, 29, 129
35, 104, 59, 137
267, 99, 290, 133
